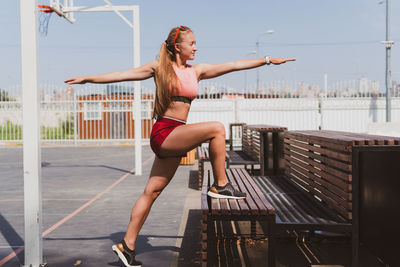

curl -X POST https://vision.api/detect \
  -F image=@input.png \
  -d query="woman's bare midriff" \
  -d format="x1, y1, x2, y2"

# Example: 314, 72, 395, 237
163, 101, 191, 122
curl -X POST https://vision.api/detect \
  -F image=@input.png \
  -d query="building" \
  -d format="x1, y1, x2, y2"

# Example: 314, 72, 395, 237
77, 85, 153, 140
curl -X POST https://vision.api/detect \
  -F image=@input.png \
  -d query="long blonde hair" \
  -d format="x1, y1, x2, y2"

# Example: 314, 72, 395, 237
153, 26, 192, 120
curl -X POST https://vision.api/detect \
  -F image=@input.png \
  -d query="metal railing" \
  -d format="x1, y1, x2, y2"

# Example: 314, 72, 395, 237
1, 80, 399, 144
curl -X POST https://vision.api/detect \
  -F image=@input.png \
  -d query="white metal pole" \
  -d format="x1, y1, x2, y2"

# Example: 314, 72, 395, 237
73, 89, 77, 145
320, 73, 328, 130
385, 0, 392, 122
256, 40, 260, 91
133, 7, 142, 175
20, 0, 43, 266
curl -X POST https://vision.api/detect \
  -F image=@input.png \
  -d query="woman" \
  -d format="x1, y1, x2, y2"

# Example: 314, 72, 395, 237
65, 25, 295, 267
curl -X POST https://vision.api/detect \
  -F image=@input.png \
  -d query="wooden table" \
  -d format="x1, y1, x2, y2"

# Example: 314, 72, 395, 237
243, 124, 287, 176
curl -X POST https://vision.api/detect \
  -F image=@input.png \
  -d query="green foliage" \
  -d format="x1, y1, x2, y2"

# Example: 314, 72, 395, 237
0, 119, 74, 140
0, 89, 14, 102
61, 114, 74, 136
0, 121, 22, 140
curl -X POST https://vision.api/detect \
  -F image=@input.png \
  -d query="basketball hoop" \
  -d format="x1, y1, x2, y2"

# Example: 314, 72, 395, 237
38, 5, 62, 36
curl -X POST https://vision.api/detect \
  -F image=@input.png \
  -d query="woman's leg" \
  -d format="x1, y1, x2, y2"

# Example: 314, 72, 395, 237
123, 121, 237, 251
159, 121, 227, 186
124, 156, 181, 250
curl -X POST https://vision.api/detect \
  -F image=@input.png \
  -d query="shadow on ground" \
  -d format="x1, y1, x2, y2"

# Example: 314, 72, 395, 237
0, 213, 24, 264
188, 170, 199, 190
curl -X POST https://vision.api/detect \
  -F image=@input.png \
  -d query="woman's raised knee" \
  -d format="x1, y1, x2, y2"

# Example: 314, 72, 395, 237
211, 121, 226, 138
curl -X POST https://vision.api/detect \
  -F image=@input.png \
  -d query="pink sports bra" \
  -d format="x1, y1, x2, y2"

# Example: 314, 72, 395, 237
172, 64, 198, 104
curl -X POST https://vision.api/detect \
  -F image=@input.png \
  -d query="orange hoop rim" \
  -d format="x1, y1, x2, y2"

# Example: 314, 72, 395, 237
38, 5, 62, 16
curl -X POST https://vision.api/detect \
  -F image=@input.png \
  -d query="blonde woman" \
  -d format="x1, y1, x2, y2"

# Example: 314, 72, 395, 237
65, 25, 295, 267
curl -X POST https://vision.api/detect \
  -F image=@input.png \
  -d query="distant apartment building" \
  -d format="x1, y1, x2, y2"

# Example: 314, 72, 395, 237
298, 82, 320, 98
358, 77, 380, 95
392, 81, 399, 96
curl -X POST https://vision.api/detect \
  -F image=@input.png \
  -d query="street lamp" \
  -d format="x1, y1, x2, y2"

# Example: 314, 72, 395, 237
379, 0, 394, 122
256, 29, 274, 91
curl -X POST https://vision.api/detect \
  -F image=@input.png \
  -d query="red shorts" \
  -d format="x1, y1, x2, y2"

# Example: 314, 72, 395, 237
150, 116, 186, 157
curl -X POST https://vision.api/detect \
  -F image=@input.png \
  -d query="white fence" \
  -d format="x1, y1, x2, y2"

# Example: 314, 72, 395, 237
236, 98, 319, 130
321, 97, 400, 132
1, 82, 400, 144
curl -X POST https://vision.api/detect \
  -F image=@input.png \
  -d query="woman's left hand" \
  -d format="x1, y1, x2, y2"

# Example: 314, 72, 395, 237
270, 57, 296, 65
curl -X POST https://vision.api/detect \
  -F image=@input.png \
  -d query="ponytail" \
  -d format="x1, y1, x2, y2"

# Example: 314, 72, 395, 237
153, 42, 178, 120
153, 26, 192, 120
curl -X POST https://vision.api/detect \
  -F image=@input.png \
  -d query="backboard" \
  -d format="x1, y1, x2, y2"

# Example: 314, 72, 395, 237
49, 0, 75, 23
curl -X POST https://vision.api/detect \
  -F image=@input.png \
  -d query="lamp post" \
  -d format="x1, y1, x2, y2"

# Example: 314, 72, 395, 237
380, 0, 394, 122
256, 29, 274, 91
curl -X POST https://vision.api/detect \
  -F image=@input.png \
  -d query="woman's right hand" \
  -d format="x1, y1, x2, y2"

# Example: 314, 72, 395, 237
64, 77, 87, 84
270, 57, 296, 65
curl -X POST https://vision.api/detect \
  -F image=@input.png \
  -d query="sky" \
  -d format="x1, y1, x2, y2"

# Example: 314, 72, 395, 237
1, 0, 400, 92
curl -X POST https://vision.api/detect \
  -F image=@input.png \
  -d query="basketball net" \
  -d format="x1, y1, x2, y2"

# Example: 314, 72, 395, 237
38, 5, 62, 36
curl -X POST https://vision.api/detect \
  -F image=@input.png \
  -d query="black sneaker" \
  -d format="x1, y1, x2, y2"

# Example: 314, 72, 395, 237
207, 182, 247, 199
112, 240, 142, 267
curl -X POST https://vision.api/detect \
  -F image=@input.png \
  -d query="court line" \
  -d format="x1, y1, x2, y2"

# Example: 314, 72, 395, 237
0, 198, 92, 202
0, 155, 154, 266
1, 214, 71, 217
0, 151, 144, 166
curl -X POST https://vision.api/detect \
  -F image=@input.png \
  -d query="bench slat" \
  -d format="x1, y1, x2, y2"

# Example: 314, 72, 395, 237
233, 168, 268, 215
285, 154, 352, 185
305, 130, 370, 144
284, 138, 351, 162
286, 144, 352, 172
254, 176, 349, 225
285, 149, 351, 181
239, 169, 275, 214
227, 198, 240, 215
287, 131, 356, 147
219, 198, 230, 215
285, 159, 352, 191
285, 163, 352, 206
285, 160, 352, 200
211, 198, 220, 215
246, 125, 287, 131
266, 193, 300, 222
322, 130, 400, 145
228, 169, 260, 214
285, 171, 352, 220
226, 172, 251, 214
201, 173, 209, 216
285, 161, 352, 206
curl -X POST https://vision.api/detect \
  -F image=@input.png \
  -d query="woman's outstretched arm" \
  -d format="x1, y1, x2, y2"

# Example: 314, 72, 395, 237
194, 57, 295, 80
65, 61, 158, 84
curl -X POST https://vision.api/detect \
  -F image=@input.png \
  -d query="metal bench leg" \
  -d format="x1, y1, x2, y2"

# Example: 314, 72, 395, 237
207, 219, 216, 267
352, 227, 359, 267
268, 216, 276, 267
251, 220, 256, 238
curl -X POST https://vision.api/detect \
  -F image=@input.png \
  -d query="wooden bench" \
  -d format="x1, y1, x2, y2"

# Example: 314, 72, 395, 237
196, 146, 229, 190
201, 168, 276, 267
253, 130, 400, 266
228, 122, 246, 151
196, 124, 287, 189
227, 124, 287, 176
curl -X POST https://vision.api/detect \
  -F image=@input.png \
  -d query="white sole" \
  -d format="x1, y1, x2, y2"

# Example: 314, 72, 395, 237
112, 245, 142, 267
207, 191, 246, 199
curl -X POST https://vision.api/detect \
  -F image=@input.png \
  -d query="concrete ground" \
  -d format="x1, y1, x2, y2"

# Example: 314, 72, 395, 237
0, 145, 200, 267
0, 145, 385, 267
